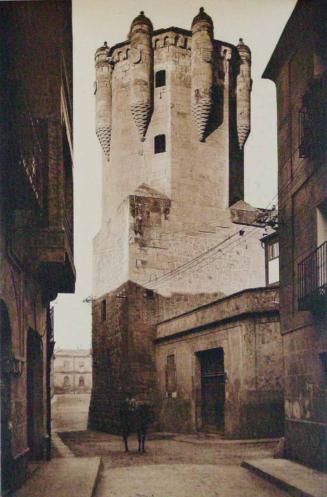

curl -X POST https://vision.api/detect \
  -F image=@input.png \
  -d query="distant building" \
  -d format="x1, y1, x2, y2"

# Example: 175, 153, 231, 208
263, 0, 327, 469
0, 1, 74, 492
89, 8, 284, 439
53, 349, 92, 394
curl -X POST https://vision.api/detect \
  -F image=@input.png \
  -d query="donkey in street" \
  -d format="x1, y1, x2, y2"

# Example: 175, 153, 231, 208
119, 397, 154, 453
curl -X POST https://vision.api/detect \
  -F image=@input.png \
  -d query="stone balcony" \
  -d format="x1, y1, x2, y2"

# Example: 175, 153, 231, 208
12, 221, 75, 297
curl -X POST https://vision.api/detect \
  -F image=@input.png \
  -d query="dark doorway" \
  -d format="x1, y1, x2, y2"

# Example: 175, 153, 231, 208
0, 300, 13, 492
197, 348, 225, 432
27, 329, 44, 459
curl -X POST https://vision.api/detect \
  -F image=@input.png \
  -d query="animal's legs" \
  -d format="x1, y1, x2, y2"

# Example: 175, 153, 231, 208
123, 433, 129, 452
137, 430, 141, 452
142, 430, 147, 453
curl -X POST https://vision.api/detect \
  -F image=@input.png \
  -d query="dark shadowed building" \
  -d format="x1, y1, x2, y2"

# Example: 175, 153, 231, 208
263, 0, 327, 469
0, 1, 74, 492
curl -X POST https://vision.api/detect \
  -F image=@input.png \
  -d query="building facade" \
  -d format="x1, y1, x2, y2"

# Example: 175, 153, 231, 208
53, 349, 92, 394
0, 1, 74, 492
90, 9, 282, 436
263, 0, 327, 469
156, 286, 282, 438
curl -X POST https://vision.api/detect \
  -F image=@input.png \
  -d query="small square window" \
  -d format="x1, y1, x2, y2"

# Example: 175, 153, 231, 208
155, 70, 166, 88
154, 134, 166, 154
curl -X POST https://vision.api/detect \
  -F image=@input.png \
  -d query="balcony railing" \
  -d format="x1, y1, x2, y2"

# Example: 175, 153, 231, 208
298, 241, 327, 313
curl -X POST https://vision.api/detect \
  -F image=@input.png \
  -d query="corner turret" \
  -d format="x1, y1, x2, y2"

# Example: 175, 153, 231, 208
129, 11, 153, 142
191, 7, 214, 141
236, 38, 252, 149
95, 41, 112, 160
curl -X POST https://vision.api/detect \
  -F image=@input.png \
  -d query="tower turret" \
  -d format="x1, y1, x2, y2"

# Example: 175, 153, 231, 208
95, 42, 112, 160
129, 11, 153, 142
191, 7, 214, 141
236, 38, 252, 149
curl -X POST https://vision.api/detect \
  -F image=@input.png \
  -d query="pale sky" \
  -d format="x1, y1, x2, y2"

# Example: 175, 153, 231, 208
53, 0, 297, 349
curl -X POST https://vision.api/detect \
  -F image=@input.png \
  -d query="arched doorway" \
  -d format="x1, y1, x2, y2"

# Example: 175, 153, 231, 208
0, 299, 13, 492
27, 329, 44, 459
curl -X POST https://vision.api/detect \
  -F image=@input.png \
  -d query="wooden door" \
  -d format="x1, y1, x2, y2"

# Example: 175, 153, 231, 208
199, 348, 225, 432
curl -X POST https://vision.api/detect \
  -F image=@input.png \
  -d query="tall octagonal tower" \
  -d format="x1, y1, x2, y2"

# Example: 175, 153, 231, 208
90, 9, 265, 432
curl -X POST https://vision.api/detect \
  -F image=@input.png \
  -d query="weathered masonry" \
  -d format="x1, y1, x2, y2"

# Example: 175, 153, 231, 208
156, 287, 282, 438
90, 8, 282, 437
0, 2, 74, 492
263, 0, 327, 470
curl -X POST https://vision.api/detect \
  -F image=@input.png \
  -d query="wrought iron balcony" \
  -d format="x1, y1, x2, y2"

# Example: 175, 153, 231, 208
298, 241, 327, 314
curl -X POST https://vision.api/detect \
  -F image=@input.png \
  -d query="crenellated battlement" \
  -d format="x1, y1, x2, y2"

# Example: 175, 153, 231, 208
108, 32, 235, 69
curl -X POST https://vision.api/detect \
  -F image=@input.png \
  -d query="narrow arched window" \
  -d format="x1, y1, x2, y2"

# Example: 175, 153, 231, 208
155, 70, 166, 88
79, 376, 85, 387
154, 134, 166, 154
101, 299, 106, 321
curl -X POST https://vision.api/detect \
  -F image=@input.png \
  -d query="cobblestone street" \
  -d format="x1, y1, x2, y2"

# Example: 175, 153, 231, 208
52, 394, 291, 497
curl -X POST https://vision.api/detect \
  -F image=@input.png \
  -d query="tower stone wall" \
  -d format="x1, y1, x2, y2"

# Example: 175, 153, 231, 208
90, 9, 267, 433
93, 11, 260, 299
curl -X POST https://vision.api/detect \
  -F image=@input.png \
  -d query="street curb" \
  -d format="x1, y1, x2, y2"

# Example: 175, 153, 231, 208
91, 457, 103, 497
241, 460, 314, 497
13, 457, 102, 497
171, 435, 280, 446
52, 431, 75, 457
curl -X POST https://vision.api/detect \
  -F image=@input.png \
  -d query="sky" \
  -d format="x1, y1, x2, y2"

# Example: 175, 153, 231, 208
53, 0, 297, 349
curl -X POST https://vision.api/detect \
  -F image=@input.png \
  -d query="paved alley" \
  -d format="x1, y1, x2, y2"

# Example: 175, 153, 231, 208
57, 430, 291, 497
51, 394, 291, 497
52, 393, 90, 432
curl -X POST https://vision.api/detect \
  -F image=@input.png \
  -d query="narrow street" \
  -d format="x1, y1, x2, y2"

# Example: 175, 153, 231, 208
51, 394, 291, 497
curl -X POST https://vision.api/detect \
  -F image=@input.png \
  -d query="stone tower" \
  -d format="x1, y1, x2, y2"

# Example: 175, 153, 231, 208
90, 9, 265, 432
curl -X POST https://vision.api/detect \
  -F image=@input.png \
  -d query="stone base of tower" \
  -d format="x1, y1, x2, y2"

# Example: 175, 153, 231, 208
88, 281, 222, 433
88, 281, 159, 433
